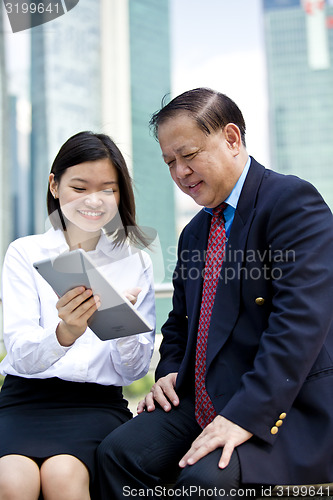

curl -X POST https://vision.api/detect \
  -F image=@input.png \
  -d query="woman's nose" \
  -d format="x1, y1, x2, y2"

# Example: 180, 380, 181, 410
84, 192, 103, 207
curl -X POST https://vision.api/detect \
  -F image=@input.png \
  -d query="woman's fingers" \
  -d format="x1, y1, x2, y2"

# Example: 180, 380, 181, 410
55, 287, 100, 345
56, 286, 88, 309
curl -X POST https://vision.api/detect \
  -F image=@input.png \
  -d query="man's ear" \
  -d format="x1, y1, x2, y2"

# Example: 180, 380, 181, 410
224, 123, 242, 155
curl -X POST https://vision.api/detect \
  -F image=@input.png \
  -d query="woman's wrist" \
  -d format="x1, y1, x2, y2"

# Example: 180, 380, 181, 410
56, 321, 76, 347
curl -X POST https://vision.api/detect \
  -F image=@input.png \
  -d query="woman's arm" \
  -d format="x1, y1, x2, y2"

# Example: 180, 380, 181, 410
1, 242, 70, 374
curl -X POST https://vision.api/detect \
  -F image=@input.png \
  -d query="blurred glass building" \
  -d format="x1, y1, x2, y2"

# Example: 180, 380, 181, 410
0, 5, 10, 263
263, 0, 333, 208
28, 0, 175, 330
0, 4, 9, 352
30, 0, 103, 234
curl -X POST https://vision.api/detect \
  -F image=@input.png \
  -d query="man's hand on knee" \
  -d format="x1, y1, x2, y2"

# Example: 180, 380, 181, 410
179, 415, 253, 469
137, 372, 179, 414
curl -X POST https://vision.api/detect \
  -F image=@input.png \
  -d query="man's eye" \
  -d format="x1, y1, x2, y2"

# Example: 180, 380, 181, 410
167, 160, 175, 168
185, 152, 196, 159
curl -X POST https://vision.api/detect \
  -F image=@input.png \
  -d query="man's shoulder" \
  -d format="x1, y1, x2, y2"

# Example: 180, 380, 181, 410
184, 208, 209, 232
251, 157, 317, 190
249, 157, 325, 204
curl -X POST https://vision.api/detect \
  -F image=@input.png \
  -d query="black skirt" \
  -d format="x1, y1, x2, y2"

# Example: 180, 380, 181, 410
0, 375, 132, 479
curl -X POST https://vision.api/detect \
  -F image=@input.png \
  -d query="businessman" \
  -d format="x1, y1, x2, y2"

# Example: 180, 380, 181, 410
97, 88, 333, 499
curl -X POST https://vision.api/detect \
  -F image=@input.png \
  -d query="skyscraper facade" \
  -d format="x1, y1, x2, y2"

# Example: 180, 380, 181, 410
0, 5, 10, 262
100, 0, 175, 328
30, 0, 102, 233
263, 0, 333, 208
1, 4, 10, 352
29, 0, 175, 328
129, 0, 175, 277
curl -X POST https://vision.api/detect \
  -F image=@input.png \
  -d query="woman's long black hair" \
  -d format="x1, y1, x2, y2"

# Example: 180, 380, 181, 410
47, 131, 149, 248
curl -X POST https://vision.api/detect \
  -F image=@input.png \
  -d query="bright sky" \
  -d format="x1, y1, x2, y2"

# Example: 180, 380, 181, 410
170, 0, 269, 221
170, 0, 269, 164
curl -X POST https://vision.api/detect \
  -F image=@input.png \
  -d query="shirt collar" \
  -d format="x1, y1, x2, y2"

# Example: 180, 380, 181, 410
42, 226, 126, 259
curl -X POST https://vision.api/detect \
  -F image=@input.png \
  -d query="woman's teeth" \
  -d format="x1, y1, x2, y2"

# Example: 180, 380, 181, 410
79, 210, 103, 217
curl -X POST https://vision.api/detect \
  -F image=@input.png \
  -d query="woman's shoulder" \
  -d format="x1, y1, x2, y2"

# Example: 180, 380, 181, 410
6, 232, 44, 256
5, 228, 66, 260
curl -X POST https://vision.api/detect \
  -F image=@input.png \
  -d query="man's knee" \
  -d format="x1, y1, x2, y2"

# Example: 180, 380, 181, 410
176, 449, 240, 493
96, 430, 121, 466
97, 419, 142, 468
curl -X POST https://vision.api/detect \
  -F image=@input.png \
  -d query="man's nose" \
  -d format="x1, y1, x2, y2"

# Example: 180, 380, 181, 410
176, 159, 192, 179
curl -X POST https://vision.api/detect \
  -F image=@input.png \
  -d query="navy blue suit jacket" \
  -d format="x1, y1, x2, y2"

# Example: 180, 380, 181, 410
156, 158, 333, 485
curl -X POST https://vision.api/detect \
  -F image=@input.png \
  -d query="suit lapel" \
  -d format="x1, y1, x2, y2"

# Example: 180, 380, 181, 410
206, 158, 266, 368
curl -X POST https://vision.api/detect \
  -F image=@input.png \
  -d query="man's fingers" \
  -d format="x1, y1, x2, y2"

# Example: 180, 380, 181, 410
180, 440, 234, 469
157, 373, 179, 407
137, 393, 155, 414
150, 384, 172, 411
152, 375, 179, 410
179, 416, 252, 469
179, 435, 214, 468
218, 442, 234, 469
143, 391, 156, 412
136, 373, 179, 415
136, 399, 146, 414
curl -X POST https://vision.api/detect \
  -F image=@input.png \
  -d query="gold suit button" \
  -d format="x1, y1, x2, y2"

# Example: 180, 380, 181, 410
255, 297, 265, 306
279, 413, 287, 419
271, 426, 279, 435
276, 420, 283, 427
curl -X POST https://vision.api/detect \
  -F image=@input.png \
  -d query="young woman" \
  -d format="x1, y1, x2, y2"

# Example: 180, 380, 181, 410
0, 131, 155, 500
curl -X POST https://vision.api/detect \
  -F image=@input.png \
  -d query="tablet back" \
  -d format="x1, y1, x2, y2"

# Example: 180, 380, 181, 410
33, 249, 152, 340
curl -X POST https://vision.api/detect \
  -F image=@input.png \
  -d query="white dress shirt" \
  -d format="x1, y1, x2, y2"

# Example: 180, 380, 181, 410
0, 227, 156, 386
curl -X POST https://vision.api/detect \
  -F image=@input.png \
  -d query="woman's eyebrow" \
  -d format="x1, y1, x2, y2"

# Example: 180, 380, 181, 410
70, 177, 118, 185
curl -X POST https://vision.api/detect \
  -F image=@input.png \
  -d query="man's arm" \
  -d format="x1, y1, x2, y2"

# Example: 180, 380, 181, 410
155, 229, 189, 380
181, 177, 333, 468
138, 229, 190, 413
221, 178, 333, 443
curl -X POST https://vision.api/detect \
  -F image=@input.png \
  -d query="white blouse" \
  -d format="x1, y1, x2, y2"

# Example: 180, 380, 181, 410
0, 227, 156, 386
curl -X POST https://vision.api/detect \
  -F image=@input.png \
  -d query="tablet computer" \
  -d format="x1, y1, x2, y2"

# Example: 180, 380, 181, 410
33, 248, 152, 341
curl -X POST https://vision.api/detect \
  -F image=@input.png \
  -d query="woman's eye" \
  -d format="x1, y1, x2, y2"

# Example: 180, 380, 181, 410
72, 187, 85, 192
103, 189, 114, 195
